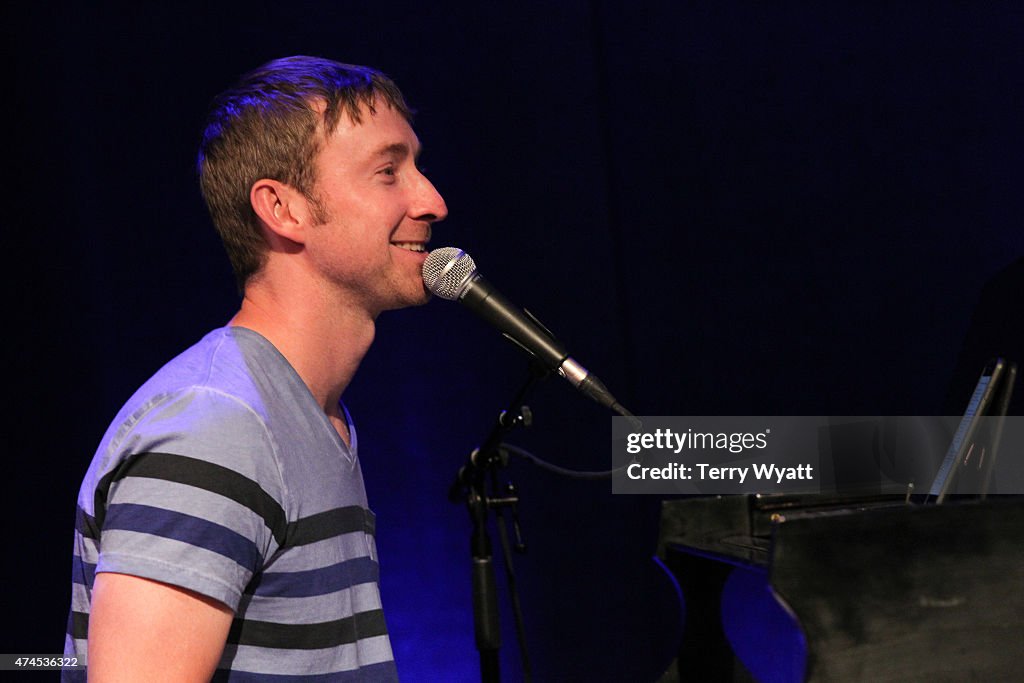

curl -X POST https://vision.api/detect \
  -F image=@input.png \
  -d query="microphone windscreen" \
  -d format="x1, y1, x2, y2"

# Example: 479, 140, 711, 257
422, 247, 477, 300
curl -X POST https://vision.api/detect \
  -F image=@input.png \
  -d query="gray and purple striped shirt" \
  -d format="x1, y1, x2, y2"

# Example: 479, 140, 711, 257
65, 327, 397, 681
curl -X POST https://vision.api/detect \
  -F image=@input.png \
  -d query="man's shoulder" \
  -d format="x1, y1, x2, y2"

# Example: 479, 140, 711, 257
140, 326, 273, 397
92, 328, 288, 477
116, 326, 295, 428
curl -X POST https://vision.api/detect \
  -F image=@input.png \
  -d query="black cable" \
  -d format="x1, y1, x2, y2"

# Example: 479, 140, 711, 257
493, 501, 533, 682
500, 443, 636, 480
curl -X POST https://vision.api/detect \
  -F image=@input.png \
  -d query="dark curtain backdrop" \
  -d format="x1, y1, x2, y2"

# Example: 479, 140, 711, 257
7, 2, 1024, 681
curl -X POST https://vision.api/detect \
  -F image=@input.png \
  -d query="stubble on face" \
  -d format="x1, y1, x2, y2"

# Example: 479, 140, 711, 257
300, 101, 443, 317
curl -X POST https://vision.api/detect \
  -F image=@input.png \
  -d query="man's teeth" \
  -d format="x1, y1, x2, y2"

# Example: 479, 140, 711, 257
392, 242, 426, 252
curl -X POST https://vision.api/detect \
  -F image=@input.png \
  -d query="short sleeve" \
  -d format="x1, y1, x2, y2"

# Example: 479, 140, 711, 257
93, 388, 288, 610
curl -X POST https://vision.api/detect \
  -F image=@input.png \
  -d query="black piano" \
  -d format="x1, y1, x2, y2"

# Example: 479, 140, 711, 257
655, 492, 1024, 682
653, 360, 1024, 681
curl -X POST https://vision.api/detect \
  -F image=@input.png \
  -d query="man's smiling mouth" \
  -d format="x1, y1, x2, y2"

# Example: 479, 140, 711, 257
391, 241, 427, 252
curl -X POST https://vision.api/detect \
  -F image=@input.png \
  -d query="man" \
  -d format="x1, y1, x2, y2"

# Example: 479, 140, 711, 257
64, 56, 447, 681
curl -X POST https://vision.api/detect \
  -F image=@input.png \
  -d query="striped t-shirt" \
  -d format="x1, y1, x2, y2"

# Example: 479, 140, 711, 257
64, 327, 398, 681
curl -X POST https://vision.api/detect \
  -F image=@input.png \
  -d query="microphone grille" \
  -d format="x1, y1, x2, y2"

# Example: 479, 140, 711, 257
422, 247, 477, 300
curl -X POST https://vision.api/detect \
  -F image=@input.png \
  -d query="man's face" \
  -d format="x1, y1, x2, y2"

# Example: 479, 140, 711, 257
303, 99, 447, 316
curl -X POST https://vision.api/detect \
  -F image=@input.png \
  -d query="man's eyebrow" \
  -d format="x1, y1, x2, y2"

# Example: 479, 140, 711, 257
372, 142, 422, 160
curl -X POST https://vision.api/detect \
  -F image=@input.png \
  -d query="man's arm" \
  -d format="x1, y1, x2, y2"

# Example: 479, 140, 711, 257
88, 572, 234, 682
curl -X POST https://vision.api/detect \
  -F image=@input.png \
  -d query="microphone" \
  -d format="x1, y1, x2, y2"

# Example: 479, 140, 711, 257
422, 246, 637, 420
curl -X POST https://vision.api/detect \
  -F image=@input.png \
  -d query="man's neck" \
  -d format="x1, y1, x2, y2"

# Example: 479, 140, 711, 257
229, 280, 376, 444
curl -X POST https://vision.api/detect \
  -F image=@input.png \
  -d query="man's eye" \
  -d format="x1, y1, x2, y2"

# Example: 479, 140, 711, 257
379, 166, 396, 176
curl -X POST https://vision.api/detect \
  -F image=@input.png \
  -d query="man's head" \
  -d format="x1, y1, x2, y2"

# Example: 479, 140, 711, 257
197, 56, 413, 291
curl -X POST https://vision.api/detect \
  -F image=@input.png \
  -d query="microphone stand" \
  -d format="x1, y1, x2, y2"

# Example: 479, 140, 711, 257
450, 365, 543, 683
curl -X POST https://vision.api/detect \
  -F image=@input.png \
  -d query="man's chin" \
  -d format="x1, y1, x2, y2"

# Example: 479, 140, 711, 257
380, 288, 433, 313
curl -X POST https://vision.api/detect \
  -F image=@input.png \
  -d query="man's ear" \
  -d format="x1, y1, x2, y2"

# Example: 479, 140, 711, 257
250, 179, 313, 245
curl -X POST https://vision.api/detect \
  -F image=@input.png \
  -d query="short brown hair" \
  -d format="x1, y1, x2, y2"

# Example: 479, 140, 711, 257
197, 56, 413, 290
